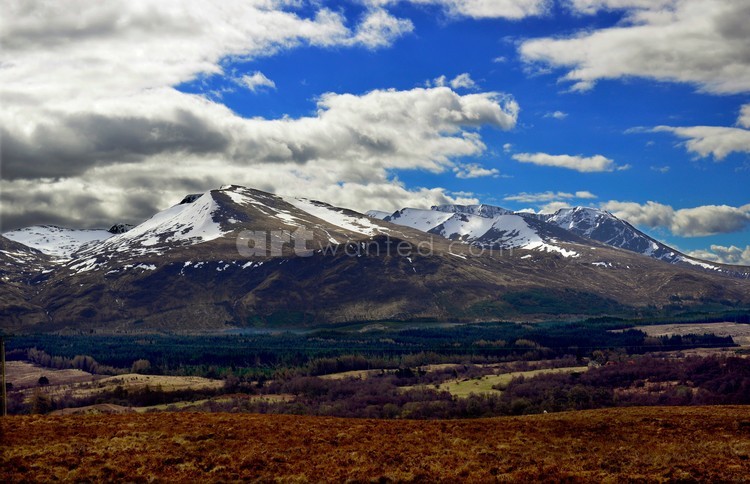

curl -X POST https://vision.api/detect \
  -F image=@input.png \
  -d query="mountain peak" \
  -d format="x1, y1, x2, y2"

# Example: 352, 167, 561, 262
108, 223, 134, 234
179, 193, 204, 205
431, 204, 513, 218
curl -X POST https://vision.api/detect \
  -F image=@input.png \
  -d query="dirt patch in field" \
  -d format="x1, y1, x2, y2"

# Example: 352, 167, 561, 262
2, 407, 750, 481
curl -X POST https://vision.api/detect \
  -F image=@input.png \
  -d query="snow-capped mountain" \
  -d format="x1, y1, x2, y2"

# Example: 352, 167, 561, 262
540, 206, 728, 272
376, 203, 740, 274
0, 235, 49, 277
381, 207, 583, 257
3, 225, 113, 258
432, 204, 514, 218
543, 207, 679, 262
2, 185, 749, 333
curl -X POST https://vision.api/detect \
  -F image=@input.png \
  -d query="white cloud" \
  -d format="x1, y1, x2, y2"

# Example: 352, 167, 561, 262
650, 103, 750, 161
502, 143, 513, 153
0, 86, 519, 228
504, 190, 596, 203
520, 0, 750, 94
365, 0, 551, 19
688, 245, 750, 266
602, 201, 750, 237
512, 152, 622, 172
566, 0, 676, 15
544, 110, 568, 120
739, 103, 750, 129
351, 8, 414, 48
453, 162, 500, 179
652, 125, 750, 161
650, 165, 670, 173
450, 73, 477, 89
240, 72, 277, 92
493, 56, 507, 63
602, 201, 675, 228
539, 201, 573, 213
0, 1, 520, 230
429, 73, 478, 90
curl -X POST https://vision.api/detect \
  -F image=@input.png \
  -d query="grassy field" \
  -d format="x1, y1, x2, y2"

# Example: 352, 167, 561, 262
10, 363, 225, 404
5, 361, 100, 389
2, 407, 750, 481
628, 322, 750, 346
405, 366, 589, 398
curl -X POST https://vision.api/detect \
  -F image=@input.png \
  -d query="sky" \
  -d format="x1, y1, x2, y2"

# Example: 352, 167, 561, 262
1, 0, 749, 265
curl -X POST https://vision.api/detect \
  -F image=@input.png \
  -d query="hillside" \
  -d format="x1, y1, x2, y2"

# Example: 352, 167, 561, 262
3, 185, 750, 332
3, 407, 750, 481
376, 203, 750, 276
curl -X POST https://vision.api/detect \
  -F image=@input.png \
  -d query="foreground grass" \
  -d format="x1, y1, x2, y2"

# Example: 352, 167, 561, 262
2, 407, 750, 481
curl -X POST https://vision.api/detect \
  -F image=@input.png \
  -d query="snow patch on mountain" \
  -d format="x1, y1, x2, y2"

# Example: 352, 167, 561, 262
366, 210, 391, 220
383, 207, 579, 257
282, 197, 386, 237
433, 213, 496, 241
385, 208, 455, 231
677, 256, 720, 271
3, 225, 112, 258
83, 191, 229, 257
525, 241, 579, 258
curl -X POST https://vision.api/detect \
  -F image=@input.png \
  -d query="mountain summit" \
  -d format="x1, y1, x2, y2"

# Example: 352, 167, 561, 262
2, 186, 749, 333
373, 203, 739, 275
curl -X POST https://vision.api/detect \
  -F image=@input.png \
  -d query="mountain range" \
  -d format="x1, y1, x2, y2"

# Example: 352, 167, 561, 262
2, 185, 749, 333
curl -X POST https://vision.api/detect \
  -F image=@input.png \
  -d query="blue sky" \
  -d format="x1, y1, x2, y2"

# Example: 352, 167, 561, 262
1, 0, 749, 264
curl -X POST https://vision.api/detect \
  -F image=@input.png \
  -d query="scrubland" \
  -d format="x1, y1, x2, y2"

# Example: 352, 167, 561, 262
3, 407, 750, 482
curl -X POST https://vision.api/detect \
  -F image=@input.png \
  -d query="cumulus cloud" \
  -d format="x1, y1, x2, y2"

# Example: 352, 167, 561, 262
0, 1, 523, 231
365, 0, 551, 19
520, 0, 750, 94
429, 73, 478, 90
449, 73, 478, 89
652, 123, 750, 161
649, 103, 750, 161
504, 190, 596, 203
453, 163, 500, 179
239, 72, 277, 92
544, 111, 568, 120
351, 8, 414, 48
602, 201, 750, 237
739, 103, 750, 129
602, 201, 675, 228
0, 84, 519, 229
512, 152, 623, 172
688, 245, 750, 266
653, 125, 750, 160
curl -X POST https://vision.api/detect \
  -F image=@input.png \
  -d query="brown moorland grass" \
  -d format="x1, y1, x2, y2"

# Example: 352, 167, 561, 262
2, 406, 750, 482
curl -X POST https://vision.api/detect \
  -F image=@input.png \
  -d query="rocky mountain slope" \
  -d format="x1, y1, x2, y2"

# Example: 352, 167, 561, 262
2, 185, 749, 333
373, 204, 745, 276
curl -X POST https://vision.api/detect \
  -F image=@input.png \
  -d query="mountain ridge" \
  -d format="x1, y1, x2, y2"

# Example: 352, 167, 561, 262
372, 203, 747, 277
2, 185, 749, 333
